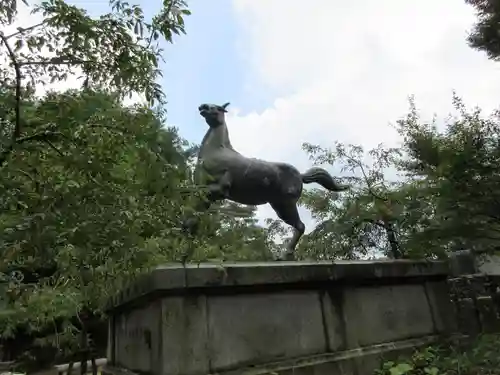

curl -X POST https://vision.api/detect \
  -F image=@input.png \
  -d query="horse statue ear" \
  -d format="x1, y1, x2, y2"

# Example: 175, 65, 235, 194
221, 102, 230, 112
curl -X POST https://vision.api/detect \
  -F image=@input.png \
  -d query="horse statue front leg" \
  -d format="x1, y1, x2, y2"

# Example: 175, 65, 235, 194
181, 170, 231, 263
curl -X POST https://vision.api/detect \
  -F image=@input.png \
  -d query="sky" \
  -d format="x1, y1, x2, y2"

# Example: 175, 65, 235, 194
6, 0, 500, 231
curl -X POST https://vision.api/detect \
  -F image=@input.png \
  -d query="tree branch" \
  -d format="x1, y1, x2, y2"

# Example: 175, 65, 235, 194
0, 31, 22, 139
15, 130, 64, 145
0, 31, 23, 168
0, 131, 63, 168
4, 21, 46, 40
345, 155, 387, 201
18, 58, 90, 66
46, 139, 65, 157
146, 1, 174, 49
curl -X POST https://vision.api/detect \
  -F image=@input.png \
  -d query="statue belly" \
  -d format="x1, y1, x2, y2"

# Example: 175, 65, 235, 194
227, 161, 279, 205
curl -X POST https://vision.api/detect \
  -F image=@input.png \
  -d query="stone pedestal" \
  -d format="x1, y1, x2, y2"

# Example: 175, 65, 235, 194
104, 260, 455, 375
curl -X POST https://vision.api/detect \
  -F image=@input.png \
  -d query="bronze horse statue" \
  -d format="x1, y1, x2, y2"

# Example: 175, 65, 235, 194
183, 102, 349, 260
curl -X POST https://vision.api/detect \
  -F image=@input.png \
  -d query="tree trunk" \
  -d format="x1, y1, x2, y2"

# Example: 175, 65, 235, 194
385, 222, 402, 259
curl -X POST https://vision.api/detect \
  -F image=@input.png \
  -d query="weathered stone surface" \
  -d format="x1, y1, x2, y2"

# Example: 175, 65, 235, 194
448, 273, 500, 334
448, 250, 477, 276
477, 254, 500, 275
161, 296, 210, 375
425, 281, 458, 334
320, 290, 345, 352
476, 296, 500, 333
181, 336, 440, 375
207, 291, 326, 370
113, 300, 161, 374
106, 260, 453, 375
456, 298, 481, 335
103, 336, 442, 375
341, 285, 434, 348
107, 260, 449, 310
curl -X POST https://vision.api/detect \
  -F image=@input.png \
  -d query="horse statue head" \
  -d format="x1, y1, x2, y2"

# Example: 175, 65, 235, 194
198, 102, 230, 128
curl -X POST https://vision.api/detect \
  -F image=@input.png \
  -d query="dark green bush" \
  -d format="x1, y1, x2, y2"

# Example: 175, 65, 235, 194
375, 334, 500, 375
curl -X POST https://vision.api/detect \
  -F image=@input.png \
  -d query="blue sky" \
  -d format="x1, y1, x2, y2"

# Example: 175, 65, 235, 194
160, 0, 248, 143
73, 0, 261, 145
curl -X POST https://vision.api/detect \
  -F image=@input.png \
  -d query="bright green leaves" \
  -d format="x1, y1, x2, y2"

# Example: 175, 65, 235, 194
0, 0, 190, 169
22, 0, 188, 105
0, 0, 275, 366
0, 88, 275, 365
0, 89, 191, 364
396, 95, 500, 254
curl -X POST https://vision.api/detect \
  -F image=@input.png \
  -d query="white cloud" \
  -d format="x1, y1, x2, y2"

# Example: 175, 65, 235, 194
228, 0, 500, 229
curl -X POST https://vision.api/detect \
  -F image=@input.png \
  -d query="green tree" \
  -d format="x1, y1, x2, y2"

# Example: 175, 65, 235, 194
0, 0, 191, 367
299, 142, 405, 260
0, 0, 190, 167
298, 138, 450, 261
0, 87, 276, 367
466, 0, 500, 60
193, 202, 276, 262
395, 95, 500, 255
0, 0, 278, 367
384, 179, 445, 259
0, 89, 192, 367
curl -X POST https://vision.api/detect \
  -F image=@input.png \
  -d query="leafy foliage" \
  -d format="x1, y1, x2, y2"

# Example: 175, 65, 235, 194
396, 95, 500, 254
466, 0, 500, 61
376, 334, 500, 375
0, 87, 275, 366
299, 142, 405, 259
0, 0, 189, 367
193, 202, 276, 262
299, 94, 500, 260
0, 1, 286, 365
1, 0, 190, 103
0, 0, 190, 169
0, 89, 193, 365
0, 3, 279, 365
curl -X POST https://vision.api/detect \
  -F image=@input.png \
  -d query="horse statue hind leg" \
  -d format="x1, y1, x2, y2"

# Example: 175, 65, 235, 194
271, 166, 349, 261
269, 200, 305, 261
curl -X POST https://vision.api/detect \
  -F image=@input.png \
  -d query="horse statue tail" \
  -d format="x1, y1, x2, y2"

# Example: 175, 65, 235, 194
301, 167, 349, 192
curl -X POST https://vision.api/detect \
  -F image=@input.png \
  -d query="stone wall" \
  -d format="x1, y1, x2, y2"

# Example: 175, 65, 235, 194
104, 260, 456, 375
447, 251, 500, 335
448, 274, 500, 334
477, 254, 500, 275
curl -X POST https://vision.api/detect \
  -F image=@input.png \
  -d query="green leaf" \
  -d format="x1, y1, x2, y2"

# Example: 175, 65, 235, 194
424, 367, 439, 375
389, 363, 414, 375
